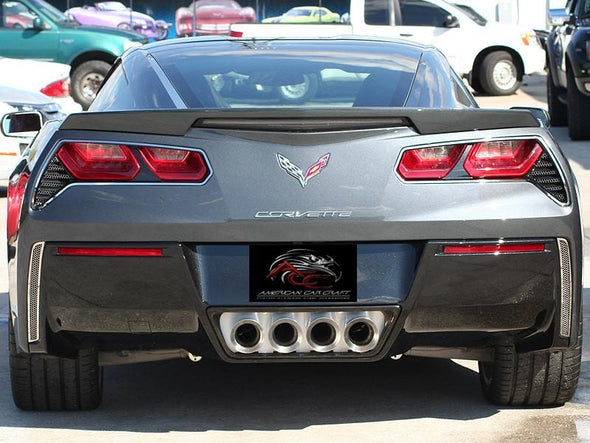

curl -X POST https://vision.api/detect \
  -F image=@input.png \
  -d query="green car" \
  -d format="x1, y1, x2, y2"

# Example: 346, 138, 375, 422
0, 0, 146, 109
262, 6, 340, 24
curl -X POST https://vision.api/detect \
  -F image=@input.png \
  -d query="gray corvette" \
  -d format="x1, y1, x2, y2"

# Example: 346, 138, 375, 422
5, 36, 582, 410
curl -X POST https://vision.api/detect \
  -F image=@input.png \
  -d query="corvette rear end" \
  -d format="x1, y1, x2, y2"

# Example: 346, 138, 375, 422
6, 37, 582, 410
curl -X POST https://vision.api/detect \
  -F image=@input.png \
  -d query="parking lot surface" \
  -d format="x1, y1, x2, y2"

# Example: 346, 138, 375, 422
1, 76, 590, 442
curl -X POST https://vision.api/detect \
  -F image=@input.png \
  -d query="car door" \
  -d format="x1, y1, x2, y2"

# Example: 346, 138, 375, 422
393, 0, 467, 74
551, 0, 576, 86
0, 0, 58, 61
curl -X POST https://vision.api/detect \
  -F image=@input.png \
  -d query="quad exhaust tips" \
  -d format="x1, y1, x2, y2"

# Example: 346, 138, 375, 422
220, 310, 389, 354
232, 320, 263, 353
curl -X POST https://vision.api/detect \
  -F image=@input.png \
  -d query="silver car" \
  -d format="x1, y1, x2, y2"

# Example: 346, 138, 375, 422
6, 36, 582, 411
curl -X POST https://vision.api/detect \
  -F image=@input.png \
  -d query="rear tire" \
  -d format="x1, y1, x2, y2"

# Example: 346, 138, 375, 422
479, 51, 521, 96
547, 65, 567, 126
469, 75, 485, 94
71, 60, 111, 110
567, 67, 590, 140
479, 328, 581, 406
9, 321, 102, 411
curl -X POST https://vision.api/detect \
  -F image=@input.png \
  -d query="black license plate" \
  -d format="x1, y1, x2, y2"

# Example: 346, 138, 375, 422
250, 244, 357, 302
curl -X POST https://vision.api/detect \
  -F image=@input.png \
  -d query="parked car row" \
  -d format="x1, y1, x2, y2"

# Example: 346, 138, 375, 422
0, 0, 146, 109
65, 1, 170, 40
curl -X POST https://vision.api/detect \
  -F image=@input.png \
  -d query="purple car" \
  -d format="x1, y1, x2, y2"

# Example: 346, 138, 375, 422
66, 1, 169, 40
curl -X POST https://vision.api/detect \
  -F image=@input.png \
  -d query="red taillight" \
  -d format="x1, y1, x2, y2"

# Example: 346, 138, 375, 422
443, 243, 546, 255
58, 142, 140, 180
40, 78, 70, 98
138, 147, 209, 182
7, 172, 29, 243
397, 145, 465, 180
57, 247, 163, 257
229, 30, 243, 37
463, 140, 543, 178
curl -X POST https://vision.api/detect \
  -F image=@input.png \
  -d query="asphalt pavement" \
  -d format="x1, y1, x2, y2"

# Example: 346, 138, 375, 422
1, 76, 590, 442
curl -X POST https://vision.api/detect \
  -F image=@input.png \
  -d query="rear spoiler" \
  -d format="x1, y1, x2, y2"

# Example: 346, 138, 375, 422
60, 108, 540, 136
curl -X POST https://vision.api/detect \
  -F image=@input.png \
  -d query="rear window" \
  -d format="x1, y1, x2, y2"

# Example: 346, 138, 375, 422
152, 40, 421, 109
91, 39, 476, 111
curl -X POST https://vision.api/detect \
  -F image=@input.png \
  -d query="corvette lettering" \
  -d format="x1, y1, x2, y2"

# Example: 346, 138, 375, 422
255, 211, 352, 218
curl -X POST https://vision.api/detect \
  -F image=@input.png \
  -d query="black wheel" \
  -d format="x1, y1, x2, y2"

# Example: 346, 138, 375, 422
547, 65, 567, 126
156, 25, 169, 40
275, 73, 319, 104
12, 23, 23, 29
9, 321, 102, 411
567, 66, 590, 140
479, 51, 521, 96
71, 60, 111, 110
479, 329, 581, 406
469, 75, 485, 94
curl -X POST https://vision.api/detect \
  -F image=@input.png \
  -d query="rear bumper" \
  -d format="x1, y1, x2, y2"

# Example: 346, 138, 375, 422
13, 238, 578, 362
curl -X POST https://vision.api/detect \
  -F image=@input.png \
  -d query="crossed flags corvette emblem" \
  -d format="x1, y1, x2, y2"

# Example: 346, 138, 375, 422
276, 153, 330, 188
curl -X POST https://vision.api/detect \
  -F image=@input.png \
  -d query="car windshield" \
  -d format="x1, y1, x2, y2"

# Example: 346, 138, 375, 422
144, 39, 474, 110
286, 8, 312, 16
29, 0, 75, 23
453, 4, 487, 25
582, 0, 590, 16
5, 1, 29, 14
97, 1, 127, 11
192, 0, 239, 8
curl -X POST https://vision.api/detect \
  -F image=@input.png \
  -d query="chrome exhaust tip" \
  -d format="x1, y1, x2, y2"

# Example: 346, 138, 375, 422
307, 318, 339, 352
231, 320, 262, 353
270, 319, 301, 353
344, 317, 379, 353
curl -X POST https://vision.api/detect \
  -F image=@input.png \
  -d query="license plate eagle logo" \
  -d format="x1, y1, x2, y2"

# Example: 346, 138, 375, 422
267, 249, 342, 290
276, 153, 330, 188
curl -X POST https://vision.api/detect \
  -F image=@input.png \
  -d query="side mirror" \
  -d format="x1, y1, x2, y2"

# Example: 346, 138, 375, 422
444, 15, 459, 28
547, 8, 569, 26
511, 106, 550, 127
32, 17, 45, 30
1, 112, 43, 137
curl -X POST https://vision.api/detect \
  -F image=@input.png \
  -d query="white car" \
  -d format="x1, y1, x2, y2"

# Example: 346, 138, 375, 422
232, 0, 546, 96
0, 57, 82, 114
0, 101, 21, 187
0, 86, 66, 187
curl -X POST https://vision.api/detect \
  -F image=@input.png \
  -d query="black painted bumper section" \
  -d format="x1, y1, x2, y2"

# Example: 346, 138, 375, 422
36, 239, 567, 361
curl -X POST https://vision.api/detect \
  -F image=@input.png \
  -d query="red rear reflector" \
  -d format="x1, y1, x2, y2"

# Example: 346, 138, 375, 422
58, 143, 140, 180
397, 145, 465, 180
7, 172, 29, 242
58, 247, 163, 257
464, 140, 543, 178
139, 147, 209, 182
229, 30, 243, 37
443, 243, 546, 255
40, 78, 70, 98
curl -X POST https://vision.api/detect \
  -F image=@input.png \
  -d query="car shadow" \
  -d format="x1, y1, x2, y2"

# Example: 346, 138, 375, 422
0, 338, 505, 433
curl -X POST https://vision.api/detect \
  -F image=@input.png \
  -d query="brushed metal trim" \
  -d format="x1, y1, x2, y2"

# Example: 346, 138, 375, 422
558, 237, 572, 337
27, 242, 44, 343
